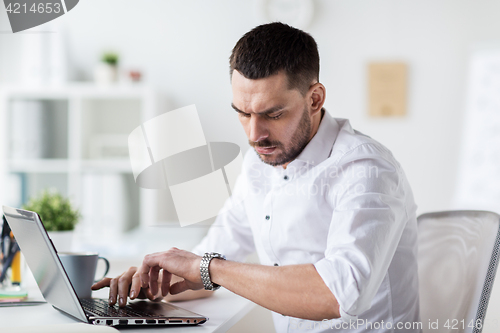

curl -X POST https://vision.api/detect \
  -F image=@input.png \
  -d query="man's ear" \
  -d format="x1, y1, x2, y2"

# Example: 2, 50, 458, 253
308, 83, 326, 116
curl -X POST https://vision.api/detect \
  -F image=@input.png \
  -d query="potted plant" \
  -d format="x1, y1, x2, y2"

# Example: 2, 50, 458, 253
94, 51, 119, 84
22, 189, 80, 251
102, 52, 119, 67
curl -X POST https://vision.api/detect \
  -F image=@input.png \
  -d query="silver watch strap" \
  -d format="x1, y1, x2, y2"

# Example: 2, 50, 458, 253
200, 252, 226, 291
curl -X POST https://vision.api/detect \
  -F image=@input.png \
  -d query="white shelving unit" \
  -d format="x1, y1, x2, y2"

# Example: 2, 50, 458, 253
0, 83, 180, 250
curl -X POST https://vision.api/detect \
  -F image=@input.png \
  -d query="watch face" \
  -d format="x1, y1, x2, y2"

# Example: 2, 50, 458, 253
210, 252, 226, 260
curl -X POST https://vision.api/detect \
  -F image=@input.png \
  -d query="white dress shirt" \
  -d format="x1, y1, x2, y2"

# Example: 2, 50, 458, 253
192, 110, 421, 333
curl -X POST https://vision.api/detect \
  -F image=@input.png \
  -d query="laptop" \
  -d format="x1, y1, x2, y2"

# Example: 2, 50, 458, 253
2, 206, 207, 327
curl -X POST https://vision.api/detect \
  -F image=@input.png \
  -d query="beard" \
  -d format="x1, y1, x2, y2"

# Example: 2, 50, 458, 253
250, 106, 312, 167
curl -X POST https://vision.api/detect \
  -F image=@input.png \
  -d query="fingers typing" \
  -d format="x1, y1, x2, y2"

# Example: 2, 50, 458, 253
169, 279, 189, 295
161, 269, 172, 297
116, 267, 137, 307
129, 273, 142, 300
109, 276, 118, 305
149, 265, 161, 296
91, 277, 111, 290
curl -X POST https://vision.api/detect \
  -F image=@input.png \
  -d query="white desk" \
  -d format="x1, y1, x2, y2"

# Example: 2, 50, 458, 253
1, 288, 254, 333
0, 258, 255, 332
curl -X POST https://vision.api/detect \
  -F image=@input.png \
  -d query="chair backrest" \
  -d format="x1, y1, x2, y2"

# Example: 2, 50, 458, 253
417, 210, 500, 333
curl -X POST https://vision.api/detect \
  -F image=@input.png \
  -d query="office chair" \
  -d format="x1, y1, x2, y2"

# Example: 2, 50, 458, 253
417, 211, 500, 333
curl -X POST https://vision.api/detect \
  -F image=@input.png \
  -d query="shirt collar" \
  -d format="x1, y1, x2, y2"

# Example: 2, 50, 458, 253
294, 109, 340, 166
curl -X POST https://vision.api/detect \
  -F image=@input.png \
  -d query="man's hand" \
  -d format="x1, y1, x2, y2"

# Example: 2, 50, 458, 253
138, 247, 204, 297
91, 249, 213, 307
91, 266, 163, 307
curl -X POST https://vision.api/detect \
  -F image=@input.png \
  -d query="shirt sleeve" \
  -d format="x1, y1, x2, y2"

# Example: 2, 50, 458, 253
314, 143, 410, 322
192, 155, 256, 262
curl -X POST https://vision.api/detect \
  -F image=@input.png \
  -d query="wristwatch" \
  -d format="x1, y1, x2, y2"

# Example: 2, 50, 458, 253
200, 252, 226, 291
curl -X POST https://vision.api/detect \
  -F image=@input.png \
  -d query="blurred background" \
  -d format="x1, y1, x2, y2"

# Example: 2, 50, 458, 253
1, 1, 500, 331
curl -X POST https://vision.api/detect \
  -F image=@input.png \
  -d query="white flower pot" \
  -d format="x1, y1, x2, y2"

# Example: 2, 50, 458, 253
47, 230, 74, 252
94, 63, 118, 84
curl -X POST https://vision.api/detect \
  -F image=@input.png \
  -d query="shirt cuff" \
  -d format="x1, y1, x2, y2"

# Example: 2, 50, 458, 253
339, 307, 358, 323
314, 257, 361, 319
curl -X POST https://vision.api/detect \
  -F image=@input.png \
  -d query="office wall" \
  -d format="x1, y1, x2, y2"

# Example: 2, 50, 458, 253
313, 0, 500, 216
2, 2, 500, 332
3, 0, 500, 215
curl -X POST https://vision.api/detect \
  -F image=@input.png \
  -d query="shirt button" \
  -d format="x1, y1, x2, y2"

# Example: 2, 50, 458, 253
274, 263, 279, 266
283, 175, 289, 180
265, 215, 270, 220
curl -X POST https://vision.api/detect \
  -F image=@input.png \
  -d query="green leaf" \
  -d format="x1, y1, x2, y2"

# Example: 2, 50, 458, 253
22, 189, 80, 231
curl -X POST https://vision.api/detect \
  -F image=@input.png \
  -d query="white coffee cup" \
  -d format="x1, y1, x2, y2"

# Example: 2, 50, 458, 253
58, 252, 109, 299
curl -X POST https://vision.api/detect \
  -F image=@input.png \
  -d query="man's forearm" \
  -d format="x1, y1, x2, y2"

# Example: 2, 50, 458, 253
209, 260, 340, 321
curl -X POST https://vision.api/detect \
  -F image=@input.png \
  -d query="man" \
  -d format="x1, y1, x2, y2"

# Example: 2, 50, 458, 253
93, 22, 420, 332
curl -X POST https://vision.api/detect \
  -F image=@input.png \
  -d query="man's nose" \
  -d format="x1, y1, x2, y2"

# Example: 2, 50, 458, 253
248, 115, 269, 143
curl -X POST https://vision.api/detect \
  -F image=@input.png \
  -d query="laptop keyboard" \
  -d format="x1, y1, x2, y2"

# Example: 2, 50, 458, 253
81, 298, 153, 318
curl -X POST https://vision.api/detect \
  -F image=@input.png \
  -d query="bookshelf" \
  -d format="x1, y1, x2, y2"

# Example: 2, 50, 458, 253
0, 83, 180, 249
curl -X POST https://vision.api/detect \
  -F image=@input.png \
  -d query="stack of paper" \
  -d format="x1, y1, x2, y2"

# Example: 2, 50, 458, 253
0, 288, 28, 303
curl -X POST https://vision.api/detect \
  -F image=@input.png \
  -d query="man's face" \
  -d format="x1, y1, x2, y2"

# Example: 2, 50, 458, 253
231, 70, 313, 167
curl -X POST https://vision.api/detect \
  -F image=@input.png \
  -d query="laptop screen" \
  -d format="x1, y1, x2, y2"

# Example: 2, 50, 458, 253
3, 206, 88, 322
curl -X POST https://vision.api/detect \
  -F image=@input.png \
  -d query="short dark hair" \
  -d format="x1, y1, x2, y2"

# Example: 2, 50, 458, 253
229, 22, 320, 95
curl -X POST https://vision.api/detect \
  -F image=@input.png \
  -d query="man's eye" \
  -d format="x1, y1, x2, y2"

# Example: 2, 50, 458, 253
268, 113, 283, 120
239, 112, 251, 118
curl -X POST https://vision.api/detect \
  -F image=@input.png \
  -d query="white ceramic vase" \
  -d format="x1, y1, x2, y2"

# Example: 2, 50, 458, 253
47, 230, 74, 252
94, 63, 118, 84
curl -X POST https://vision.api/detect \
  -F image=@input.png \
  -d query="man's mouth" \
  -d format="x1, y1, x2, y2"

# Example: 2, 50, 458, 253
255, 146, 276, 155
